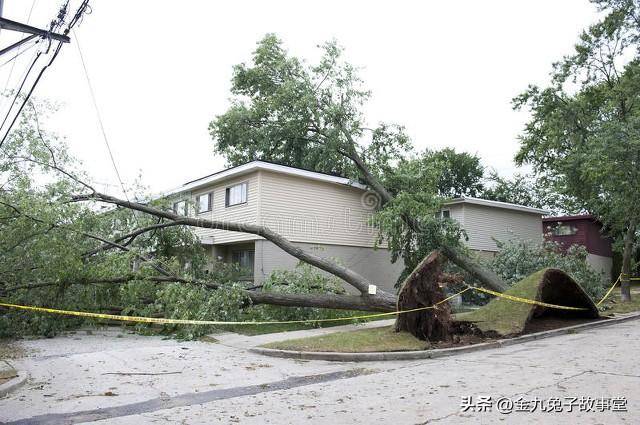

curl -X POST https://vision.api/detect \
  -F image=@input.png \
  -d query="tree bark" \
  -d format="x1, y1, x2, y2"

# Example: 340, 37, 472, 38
620, 219, 636, 303
5, 275, 397, 312
246, 291, 396, 312
395, 251, 452, 340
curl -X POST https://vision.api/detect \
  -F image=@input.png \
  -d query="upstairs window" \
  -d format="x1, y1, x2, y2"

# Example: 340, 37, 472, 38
173, 200, 187, 216
196, 192, 212, 213
225, 182, 248, 207
553, 224, 578, 236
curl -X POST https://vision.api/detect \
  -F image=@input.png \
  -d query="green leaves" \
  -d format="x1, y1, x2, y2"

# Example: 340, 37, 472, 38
514, 2, 640, 235
209, 34, 409, 180
489, 239, 606, 300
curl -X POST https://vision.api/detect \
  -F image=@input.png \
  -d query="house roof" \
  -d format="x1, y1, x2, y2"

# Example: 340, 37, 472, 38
163, 162, 547, 216
543, 214, 596, 223
443, 196, 549, 215
164, 160, 367, 196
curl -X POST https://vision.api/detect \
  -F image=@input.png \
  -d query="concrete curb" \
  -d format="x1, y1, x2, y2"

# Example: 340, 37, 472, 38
250, 312, 640, 362
0, 363, 28, 398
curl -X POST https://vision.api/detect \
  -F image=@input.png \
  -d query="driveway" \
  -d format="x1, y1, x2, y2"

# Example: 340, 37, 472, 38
0, 320, 638, 424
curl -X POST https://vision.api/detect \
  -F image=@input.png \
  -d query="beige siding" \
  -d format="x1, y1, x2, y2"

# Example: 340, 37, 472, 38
188, 172, 260, 244
458, 203, 543, 251
258, 170, 381, 247
443, 204, 464, 223
255, 240, 404, 294
587, 253, 612, 282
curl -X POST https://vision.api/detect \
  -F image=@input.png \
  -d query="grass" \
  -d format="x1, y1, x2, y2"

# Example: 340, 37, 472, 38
455, 270, 547, 336
262, 325, 427, 352
599, 285, 640, 315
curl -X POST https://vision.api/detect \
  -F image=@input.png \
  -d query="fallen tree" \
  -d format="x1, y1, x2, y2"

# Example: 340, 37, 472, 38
72, 191, 398, 312
395, 251, 453, 341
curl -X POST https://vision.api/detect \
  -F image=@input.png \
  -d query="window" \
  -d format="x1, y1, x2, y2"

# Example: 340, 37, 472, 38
553, 224, 578, 236
435, 209, 451, 219
231, 250, 254, 277
225, 182, 248, 207
196, 192, 212, 213
173, 200, 187, 216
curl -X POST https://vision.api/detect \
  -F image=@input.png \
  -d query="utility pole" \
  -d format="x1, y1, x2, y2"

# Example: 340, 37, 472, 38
0, 1, 70, 58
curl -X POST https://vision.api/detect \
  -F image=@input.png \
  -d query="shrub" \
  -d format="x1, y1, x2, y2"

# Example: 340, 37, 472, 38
249, 263, 362, 324
488, 239, 606, 300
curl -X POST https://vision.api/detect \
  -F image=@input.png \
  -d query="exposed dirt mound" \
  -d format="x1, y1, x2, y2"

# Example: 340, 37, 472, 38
455, 268, 600, 336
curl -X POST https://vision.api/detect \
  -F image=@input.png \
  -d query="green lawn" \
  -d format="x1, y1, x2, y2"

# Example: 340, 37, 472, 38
262, 325, 427, 352
599, 285, 640, 315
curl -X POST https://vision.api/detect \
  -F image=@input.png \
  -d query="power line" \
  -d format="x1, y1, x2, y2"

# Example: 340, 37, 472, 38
0, 38, 39, 69
73, 29, 131, 203
1, 0, 37, 97
0, 0, 89, 149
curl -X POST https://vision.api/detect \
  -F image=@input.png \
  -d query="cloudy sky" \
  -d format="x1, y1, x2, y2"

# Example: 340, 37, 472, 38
0, 0, 599, 196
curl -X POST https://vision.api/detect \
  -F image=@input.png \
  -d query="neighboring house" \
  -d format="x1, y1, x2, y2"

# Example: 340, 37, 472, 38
441, 197, 548, 258
166, 161, 404, 293
542, 215, 613, 281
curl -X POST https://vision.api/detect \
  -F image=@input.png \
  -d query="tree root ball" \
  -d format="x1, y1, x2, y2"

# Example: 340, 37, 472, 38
395, 251, 453, 341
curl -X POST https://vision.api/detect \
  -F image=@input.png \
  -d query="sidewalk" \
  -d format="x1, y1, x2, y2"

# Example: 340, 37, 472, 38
214, 319, 396, 349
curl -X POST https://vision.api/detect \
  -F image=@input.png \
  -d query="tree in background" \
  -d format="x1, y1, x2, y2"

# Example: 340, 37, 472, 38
422, 148, 484, 198
481, 172, 578, 216
514, 0, 640, 301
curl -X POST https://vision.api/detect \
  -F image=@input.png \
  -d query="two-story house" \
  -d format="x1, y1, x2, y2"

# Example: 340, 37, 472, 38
167, 161, 548, 292
167, 161, 404, 293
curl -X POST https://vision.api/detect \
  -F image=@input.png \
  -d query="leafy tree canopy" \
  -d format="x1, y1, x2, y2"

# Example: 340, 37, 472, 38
209, 34, 413, 181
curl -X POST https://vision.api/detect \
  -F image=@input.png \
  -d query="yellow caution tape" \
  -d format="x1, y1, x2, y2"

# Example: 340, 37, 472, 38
596, 275, 621, 307
7, 274, 624, 326
0, 287, 470, 326
466, 285, 590, 311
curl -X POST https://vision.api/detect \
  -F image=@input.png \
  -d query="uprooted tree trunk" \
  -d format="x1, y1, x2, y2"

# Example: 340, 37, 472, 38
72, 192, 397, 312
395, 251, 454, 341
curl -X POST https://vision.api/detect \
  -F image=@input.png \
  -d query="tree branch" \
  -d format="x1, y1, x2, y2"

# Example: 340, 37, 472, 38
72, 192, 385, 296
82, 220, 188, 257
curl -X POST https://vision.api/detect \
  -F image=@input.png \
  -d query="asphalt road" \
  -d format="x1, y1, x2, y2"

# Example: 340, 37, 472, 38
0, 320, 638, 424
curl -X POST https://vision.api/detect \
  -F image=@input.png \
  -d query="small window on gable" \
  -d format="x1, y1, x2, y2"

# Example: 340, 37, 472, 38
196, 192, 212, 213
225, 182, 248, 207
173, 200, 187, 216
553, 224, 578, 236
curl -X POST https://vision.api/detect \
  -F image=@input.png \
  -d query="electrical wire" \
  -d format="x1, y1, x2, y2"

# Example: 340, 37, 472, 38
1, 0, 38, 101
73, 29, 132, 206
0, 0, 90, 149
0, 38, 40, 69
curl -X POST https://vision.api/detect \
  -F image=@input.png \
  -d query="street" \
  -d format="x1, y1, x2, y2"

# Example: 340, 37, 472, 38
0, 320, 638, 424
